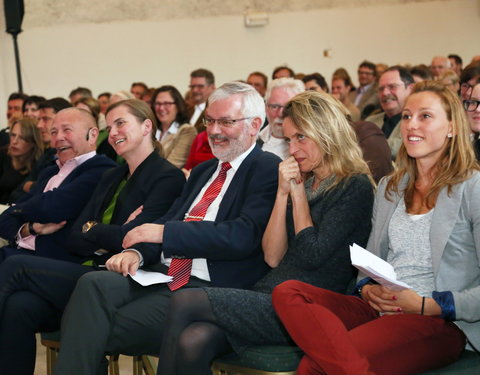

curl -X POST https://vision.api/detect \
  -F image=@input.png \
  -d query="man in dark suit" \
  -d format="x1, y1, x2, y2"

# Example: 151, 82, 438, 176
0, 107, 116, 262
53, 82, 280, 374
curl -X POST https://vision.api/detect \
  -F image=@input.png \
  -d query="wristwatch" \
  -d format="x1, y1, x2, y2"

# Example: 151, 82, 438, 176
82, 221, 98, 233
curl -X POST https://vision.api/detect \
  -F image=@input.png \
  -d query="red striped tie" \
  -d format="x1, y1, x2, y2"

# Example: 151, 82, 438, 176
167, 162, 232, 291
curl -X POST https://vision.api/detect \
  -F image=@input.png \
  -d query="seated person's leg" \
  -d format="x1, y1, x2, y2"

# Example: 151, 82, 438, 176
157, 289, 230, 375
0, 290, 62, 375
55, 270, 173, 374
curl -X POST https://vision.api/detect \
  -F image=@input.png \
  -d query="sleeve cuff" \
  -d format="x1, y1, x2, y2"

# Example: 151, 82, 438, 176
432, 291, 456, 321
122, 248, 144, 267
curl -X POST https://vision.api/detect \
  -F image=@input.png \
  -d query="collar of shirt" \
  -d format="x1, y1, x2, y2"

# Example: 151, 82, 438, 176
196, 102, 206, 112
55, 150, 97, 169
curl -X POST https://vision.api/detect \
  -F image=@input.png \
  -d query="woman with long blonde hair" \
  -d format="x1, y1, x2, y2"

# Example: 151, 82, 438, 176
273, 81, 480, 375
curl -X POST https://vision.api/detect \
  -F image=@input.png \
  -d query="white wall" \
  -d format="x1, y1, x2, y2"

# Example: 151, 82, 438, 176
0, 0, 479, 124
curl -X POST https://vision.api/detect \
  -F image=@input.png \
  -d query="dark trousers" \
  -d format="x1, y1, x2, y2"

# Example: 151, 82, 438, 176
0, 255, 96, 375
53, 265, 210, 375
0, 245, 39, 263
272, 280, 466, 375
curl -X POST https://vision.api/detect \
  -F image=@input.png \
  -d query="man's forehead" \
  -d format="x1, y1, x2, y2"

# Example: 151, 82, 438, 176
191, 77, 207, 85
380, 71, 401, 85
52, 112, 86, 129
206, 96, 243, 116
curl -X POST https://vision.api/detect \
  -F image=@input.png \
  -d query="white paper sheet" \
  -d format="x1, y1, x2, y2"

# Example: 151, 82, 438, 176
129, 269, 173, 286
350, 243, 411, 291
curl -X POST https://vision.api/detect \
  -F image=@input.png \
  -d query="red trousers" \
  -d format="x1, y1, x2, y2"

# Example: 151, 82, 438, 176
272, 280, 466, 375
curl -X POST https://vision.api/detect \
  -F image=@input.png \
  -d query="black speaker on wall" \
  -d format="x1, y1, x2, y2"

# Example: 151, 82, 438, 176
4, 0, 24, 35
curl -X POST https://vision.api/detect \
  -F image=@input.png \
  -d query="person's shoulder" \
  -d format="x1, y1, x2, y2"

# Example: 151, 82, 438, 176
250, 146, 282, 166
84, 154, 117, 168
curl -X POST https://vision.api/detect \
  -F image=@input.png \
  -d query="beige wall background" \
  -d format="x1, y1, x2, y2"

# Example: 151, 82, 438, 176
0, 0, 479, 124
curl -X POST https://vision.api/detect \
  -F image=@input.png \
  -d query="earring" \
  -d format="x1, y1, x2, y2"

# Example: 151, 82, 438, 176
447, 133, 453, 138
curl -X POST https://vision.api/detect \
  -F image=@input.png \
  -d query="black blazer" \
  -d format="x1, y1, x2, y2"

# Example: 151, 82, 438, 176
137, 146, 281, 289
68, 151, 185, 262
0, 154, 117, 262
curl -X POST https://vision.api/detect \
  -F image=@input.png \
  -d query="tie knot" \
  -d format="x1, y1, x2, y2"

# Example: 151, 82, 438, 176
221, 162, 232, 173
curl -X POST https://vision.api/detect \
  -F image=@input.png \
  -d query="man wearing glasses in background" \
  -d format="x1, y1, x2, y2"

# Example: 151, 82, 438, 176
366, 66, 414, 159
53, 82, 280, 375
257, 77, 304, 160
187, 68, 216, 130
349, 60, 380, 117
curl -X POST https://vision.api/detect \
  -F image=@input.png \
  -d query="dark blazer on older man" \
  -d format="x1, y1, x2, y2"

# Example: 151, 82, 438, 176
0, 154, 116, 262
68, 151, 185, 262
137, 145, 281, 290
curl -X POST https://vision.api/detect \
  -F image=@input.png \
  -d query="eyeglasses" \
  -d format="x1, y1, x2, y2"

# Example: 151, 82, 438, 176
154, 101, 175, 108
461, 82, 474, 92
464, 99, 480, 112
203, 117, 252, 128
266, 103, 286, 111
377, 83, 404, 93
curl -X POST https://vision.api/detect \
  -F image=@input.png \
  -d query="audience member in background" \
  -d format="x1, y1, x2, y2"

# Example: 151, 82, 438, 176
75, 97, 114, 161
155, 90, 375, 375
366, 66, 414, 159
438, 70, 460, 94
410, 64, 433, 83
430, 56, 451, 79
142, 87, 155, 105
110, 90, 134, 104
187, 68, 216, 130
471, 56, 480, 65
97, 92, 111, 114
349, 60, 380, 117
247, 71, 268, 97
272, 65, 295, 80
182, 129, 215, 176
459, 62, 480, 100
68, 87, 92, 105
464, 80, 480, 159
258, 78, 304, 160
1, 93, 29, 148
273, 80, 480, 375
333, 68, 356, 91
331, 75, 361, 121
10, 98, 73, 202
130, 82, 148, 100
376, 63, 389, 77
0, 99, 185, 375
22, 95, 46, 121
152, 85, 196, 168
0, 118, 43, 204
0, 107, 116, 263
303, 73, 329, 93
448, 54, 463, 76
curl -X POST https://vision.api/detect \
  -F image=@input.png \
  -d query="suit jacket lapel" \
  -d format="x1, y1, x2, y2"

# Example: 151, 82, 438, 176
430, 183, 463, 274
216, 146, 260, 221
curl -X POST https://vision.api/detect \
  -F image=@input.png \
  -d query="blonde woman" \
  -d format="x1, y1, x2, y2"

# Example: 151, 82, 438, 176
274, 81, 480, 374
155, 91, 375, 375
